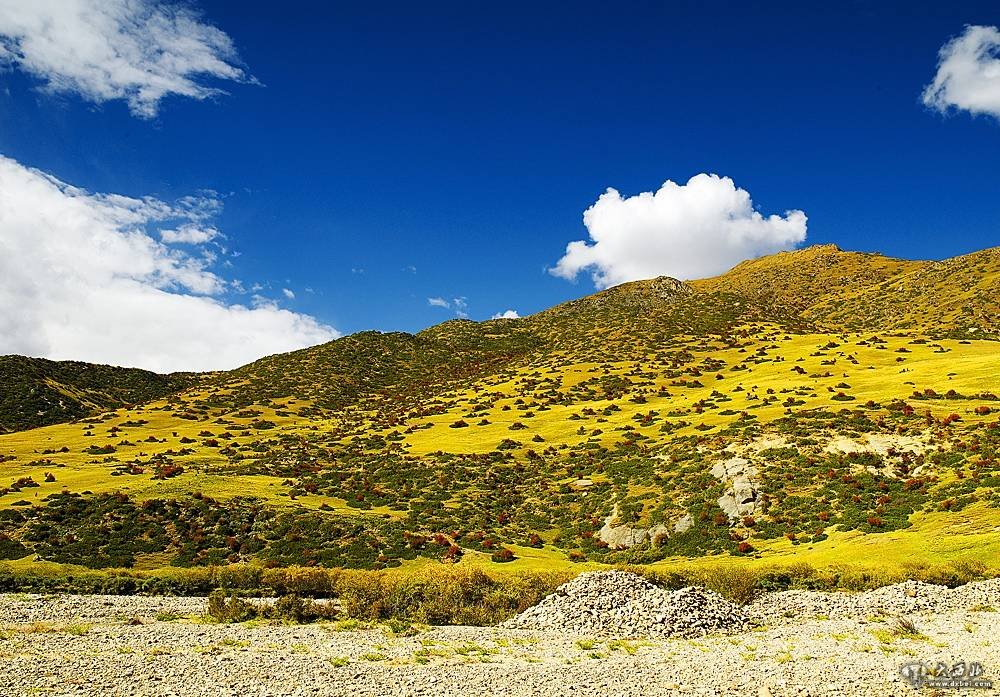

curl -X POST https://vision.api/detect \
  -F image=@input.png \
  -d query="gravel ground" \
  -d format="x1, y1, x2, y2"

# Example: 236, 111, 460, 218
1, 580, 998, 696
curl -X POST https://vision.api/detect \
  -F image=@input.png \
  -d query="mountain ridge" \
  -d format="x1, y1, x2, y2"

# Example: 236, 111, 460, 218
4, 243, 998, 434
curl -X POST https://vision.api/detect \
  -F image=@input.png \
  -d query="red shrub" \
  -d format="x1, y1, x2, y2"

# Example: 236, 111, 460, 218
491, 548, 515, 563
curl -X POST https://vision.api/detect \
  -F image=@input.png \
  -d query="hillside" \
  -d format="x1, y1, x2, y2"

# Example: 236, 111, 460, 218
0, 356, 199, 434
1, 244, 998, 574
693, 243, 1000, 336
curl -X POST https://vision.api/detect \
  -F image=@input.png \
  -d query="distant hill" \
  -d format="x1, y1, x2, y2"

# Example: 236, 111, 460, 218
0, 356, 199, 433
1, 244, 998, 573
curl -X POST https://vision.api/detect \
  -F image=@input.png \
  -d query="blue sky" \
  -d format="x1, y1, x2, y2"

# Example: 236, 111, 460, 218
1, 1, 999, 370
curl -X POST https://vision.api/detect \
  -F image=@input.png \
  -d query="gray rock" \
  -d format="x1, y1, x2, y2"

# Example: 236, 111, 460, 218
597, 507, 650, 550
673, 513, 694, 533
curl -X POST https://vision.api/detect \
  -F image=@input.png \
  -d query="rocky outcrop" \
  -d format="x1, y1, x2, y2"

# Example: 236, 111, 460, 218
711, 457, 761, 522
598, 514, 650, 550
673, 513, 694, 534
597, 505, 674, 550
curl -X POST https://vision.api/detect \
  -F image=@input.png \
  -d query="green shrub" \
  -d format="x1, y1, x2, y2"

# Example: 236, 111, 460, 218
268, 594, 338, 622
334, 567, 570, 625
207, 590, 256, 623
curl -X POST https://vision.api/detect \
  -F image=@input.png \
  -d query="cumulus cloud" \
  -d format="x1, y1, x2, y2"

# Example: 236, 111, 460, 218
490, 309, 520, 319
923, 25, 1000, 120
0, 155, 338, 373
0, 0, 253, 118
550, 174, 807, 288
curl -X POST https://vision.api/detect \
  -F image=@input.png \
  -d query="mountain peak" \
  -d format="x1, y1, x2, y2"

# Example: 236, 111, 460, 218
799, 242, 842, 253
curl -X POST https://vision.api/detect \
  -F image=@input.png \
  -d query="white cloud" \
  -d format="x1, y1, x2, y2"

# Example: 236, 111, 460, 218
0, 0, 253, 118
0, 155, 338, 372
491, 309, 519, 320
923, 25, 1000, 120
428, 296, 450, 308
550, 174, 807, 288
160, 223, 220, 244
281, 288, 295, 300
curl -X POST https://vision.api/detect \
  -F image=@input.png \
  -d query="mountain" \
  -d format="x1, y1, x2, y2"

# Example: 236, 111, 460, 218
0, 356, 199, 433
1, 244, 998, 573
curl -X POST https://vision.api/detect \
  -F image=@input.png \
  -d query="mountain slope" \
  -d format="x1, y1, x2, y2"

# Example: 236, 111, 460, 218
690, 244, 920, 310
1, 245, 998, 573
806, 246, 1000, 335
0, 356, 199, 433
693, 244, 1000, 336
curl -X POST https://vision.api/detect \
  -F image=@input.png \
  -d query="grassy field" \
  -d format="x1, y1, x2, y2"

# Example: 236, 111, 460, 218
4, 331, 996, 500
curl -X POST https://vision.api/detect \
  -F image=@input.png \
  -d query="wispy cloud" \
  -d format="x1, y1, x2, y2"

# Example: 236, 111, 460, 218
428, 296, 469, 318
160, 223, 221, 245
0, 0, 255, 118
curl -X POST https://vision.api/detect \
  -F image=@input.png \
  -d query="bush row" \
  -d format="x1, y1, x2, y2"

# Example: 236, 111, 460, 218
0, 559, 993, 624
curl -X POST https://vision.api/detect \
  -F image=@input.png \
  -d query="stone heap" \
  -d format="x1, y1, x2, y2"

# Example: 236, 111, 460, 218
502, 571, 749, 638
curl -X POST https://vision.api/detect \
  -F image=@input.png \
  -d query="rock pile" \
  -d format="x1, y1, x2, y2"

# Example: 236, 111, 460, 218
748, 577, 1000, 623
502, 571, 749, 638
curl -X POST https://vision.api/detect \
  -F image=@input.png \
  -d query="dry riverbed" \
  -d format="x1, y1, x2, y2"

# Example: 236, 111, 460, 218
0, 582, 997, 696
